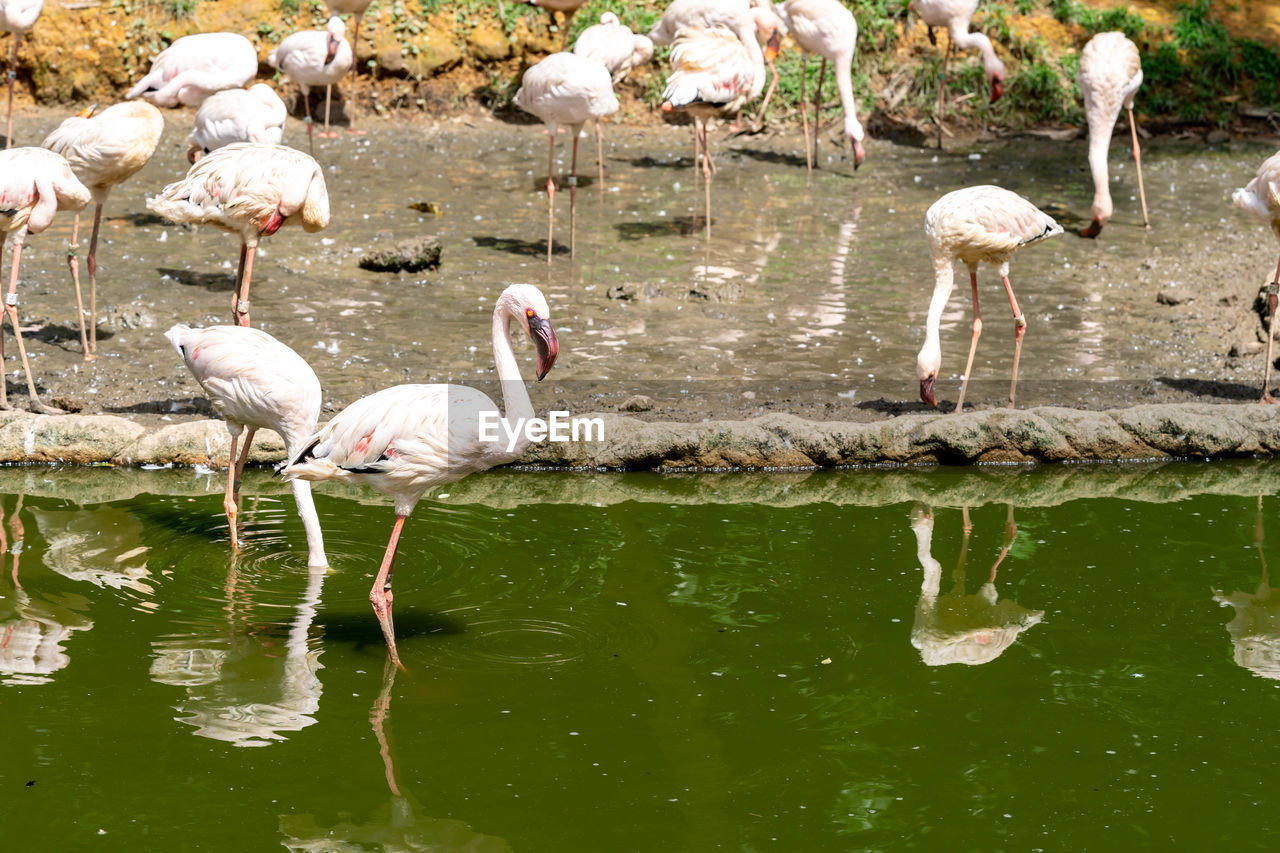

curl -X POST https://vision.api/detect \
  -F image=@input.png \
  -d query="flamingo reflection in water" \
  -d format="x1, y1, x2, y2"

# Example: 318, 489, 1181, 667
1214, 496, 1280, 680
909, 503, 1043, 666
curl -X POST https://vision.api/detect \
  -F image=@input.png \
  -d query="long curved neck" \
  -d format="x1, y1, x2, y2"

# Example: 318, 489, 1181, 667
1086, 117, 1114, 223
951, 27, 1001, 79
920, 256, 955, 373
492, 306, 534, 427
290, 480, 328, 568
834, 53, 862, 141
735, 18, 767, 96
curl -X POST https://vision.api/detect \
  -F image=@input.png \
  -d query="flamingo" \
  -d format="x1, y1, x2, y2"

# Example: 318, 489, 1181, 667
649, 0, 778, 98
0, 147, 89, 413
525, 0, 588, 50
323, 0, 373, 131
166, 323, 327, 566
125, 32, 258, 108
513, 52, 618, 263
186, 84, 287, 164
269, 17, 354, 146
772, 0, 866, 171
1077, 31, 1149, 238
0, 0, 40, 149
572, 13, 653, 187
147, 143, 329, 328
1232, 150, 1280, 403
281, 283, 560, 669
42, 101, 165, 359
917, 185, 1063, 412
911, 0, 1005, 145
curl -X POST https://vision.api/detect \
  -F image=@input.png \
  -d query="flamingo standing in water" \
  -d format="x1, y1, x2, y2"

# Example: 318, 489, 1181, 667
514, 52, 618, 263
1078, 31, 1149, 238
42, 101, 165, 358
917, 185, 1062, 412
125, 32, 258, 108
281, 283, 560, 669
269, 17, 354, 146
0, 147, 89, 413
323, 0, 372, 131
911, 0, 1005, 145
572, 13, 654, 185
0, 0, 40, 148
1232, 150, 1280, 403
166, 323, 328, 566
147, 143, 329, 327
186, 85, 287, 164
772, 0, 866, 171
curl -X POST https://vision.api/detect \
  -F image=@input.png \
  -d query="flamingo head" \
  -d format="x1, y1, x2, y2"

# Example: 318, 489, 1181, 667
920, 374, 937, 407
990, 75, 1005, 103
325, 17, 345, 65
599, 11, 620, 25
502, 283, 559, 380
918, 343, 941, 407
851, 135, 865, 170
764, 28, 782, 63
1079, 218, 1103, 239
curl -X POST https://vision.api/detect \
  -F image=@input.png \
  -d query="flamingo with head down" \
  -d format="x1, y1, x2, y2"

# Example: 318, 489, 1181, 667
125, 32, 258, 108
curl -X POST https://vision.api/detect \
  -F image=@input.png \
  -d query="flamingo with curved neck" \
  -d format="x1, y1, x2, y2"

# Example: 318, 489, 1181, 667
1078, 31, 1148, 239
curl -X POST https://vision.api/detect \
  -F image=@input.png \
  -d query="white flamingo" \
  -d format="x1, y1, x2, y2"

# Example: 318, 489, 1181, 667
649, 0, 777, 98
0, 0, 40, 148
772, 0, 866, 171
281, 283, 560, 669
525, 0, 589, 50
323, 0, 372, 131
186, 84, 287, 164
0, 147, 89, 413
573, 12, 654, 84
42, 101, 164, 359
1232, 150, 1280, 403
147, 143, 329, 328
1077, 31, 1149, 238
166, 323, 327, 566
514, 52, 618, 263
269, 17, 354, 144
125, 33, 258, 108
911, 0, 1005, 144
917, 185, 1062, 412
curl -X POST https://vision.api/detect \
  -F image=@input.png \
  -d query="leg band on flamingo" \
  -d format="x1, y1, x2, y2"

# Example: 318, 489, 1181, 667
238, 299, 250, 314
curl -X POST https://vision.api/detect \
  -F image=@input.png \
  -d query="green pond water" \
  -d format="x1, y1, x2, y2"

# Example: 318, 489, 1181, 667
2, 462, 1280, 851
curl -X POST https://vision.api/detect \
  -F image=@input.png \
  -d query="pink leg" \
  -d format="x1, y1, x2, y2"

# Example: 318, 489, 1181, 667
595, 120, 604, 193
233, 242, 256, 327
304, 86, 314, 154
87, 203, 102, 354
1002, 274, 1026, 408
799, 54, 812, 172
3, 238, 61, 414
988, 505, 1018, 583
67, 211, 90, 359
812, 57, 826, 167
223, 432, 241, 551
345, 15, 367, 134
370, 514, 408, 670
1128, 107, 1149, 229
956, 269, 982, 413
1261, 255, 1280, 404
752, 58, 779, 129
569, 130, 579, 259
545, 131, 556, 263
5, 37, 16, 149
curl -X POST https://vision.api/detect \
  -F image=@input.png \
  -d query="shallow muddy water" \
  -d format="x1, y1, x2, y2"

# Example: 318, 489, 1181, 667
2, 463, 1280, 849
2, 105, 1278, 420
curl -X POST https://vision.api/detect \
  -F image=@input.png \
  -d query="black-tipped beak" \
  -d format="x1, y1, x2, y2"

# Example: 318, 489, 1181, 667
920, 375, 937, 407
1079, 218, 1103, 239
529, 315, 559, 381
990, 78, 1004, 103
325, 34, 340, 65
764, 29, 781, 63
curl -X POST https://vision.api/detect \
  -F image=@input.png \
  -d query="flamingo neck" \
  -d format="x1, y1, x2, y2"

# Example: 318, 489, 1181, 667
833, 53, 863, 142
919, 256, 955, 380
1086, 121, 1114, 224
950, 27, 1004, 81
492, 305, 535, 441
912, 514, 943, 604
735, 17, 767, 97
281, 562, 326, 709
290, 479, 328, 568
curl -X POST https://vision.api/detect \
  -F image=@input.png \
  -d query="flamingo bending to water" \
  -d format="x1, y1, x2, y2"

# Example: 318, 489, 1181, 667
0, 0, 40, 148
1077, 31, 1149, 238
269, 17, 354, 145
917, 185, 1062, 412
0, 147, 89, 413
147, 143, 329, 328
125, 33, 258, 108
1232, 150, 1280, 403
912, 0, 1005, 146
42, 101, 164, 358
166, 323, 327, 566
186, 85, 287, 164
281, 283, 560, 669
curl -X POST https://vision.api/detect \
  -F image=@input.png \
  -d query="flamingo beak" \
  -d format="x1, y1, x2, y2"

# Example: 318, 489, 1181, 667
260, 206, 286, 236
77, 103, 98, 118
1079, 218, 1103, 239
529, 315, 559, 380
325, 34, 340, 65
990, 77, 1004, 103
764, 29, 781, 63
920, 375, 937, 407
852, 138, 865, 170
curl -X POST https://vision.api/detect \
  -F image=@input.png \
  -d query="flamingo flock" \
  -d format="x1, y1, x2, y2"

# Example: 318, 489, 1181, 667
0, 2, 1275, 669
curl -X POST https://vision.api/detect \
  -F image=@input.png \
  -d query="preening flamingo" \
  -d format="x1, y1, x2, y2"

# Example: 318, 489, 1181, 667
323, 0, 372, 131
125, 32, 258, 108
166, 323, 327, 566
0, 147, 89, 413
269, 17, 354, 144
911, 0, 1005, 144
42, 101, 164, 359
0, 0, 40, 149
1077, 31, 1149, 238
772, 0, 866, 171
524, 0, 588, 51
147, 143, 329, 327
649, 0, 776, 99
281, 283, 560, 669
1232, 150, 1280, 403
186, 84, 287, 164
917, 185, 1062, 412
513, 52, 618, 262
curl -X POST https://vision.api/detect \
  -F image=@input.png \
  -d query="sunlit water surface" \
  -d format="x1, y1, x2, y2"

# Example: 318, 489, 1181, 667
2, 463, 1280, 850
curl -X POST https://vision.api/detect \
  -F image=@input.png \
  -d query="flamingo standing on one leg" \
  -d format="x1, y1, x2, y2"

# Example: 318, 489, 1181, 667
166, 323, 328, 565
186, 85, 287, 164
323, 0, 373, 132
42, 101, 165, 359
917, 185, 1063, 412
514, 52, 618, 263
525, 0, 588, 50
0, 0, 40, 149
0, 147, 90, 413
1232, 150, 1280, 403
773, 0, 866, 172
573, 12, 654, 185
125, 32, 258, 108
281, 283, 560, 669
269, 17, 354, 148
1078, 31, 1149, 238
911, 0, 1005, 147
147, 143, 329, 328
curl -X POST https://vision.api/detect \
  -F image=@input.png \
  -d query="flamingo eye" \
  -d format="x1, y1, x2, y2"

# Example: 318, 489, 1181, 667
526, 309, 535, 319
